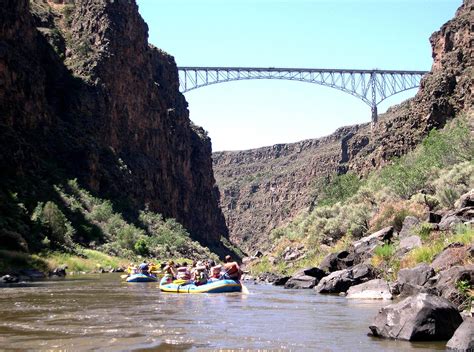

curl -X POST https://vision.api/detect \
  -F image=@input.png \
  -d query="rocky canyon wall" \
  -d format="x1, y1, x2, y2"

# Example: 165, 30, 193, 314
0, 0, 228, 249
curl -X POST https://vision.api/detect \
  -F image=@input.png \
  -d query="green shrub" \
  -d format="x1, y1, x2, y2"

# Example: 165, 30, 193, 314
62, 4, 75, 27
249, 257, 272, 275
369, 200, 426, 232
432, 162, 474, 208
377, 119, 473, 200
134, 237, 150, 256
56, 180, 214, 260
451, 225, 474, 245
315, 172, 364, 207
378, 156, 428, 199
456, 279, 471, 295
31, 201, 75, 248
410, 193, 440, 211
421, 119, 474, 166
414, 222, 434, 241
116, 224, 144, 251
220, 236, 245, 259
138, 210, 217, 260
402, 240, 446, 267
90, 201, 114, 223
373, 244, 396, 260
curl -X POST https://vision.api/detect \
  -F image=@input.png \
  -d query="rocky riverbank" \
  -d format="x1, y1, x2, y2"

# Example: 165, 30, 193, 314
243, 189, 473, 349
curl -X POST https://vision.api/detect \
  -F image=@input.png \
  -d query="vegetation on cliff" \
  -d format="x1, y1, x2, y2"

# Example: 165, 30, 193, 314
0, 177, 218, 274
249, 115, 474, 277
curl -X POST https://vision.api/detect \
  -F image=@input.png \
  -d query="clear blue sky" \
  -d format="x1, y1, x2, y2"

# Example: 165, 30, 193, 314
137, 0, 462, 151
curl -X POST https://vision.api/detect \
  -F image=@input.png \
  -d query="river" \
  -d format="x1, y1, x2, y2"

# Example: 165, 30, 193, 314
0, 274, 446, 351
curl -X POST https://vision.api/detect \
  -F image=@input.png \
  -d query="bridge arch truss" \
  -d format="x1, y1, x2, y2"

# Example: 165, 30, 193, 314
177, 67, 428, 123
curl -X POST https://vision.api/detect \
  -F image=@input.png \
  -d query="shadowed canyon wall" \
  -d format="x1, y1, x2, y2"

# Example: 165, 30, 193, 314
0, 0, 228, 250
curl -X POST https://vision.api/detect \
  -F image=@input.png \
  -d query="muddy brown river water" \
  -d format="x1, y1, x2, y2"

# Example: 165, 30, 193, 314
0, 274, 446, 351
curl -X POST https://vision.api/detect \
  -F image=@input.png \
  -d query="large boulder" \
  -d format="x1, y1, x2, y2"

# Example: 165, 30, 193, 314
256, 272, 281, 284
397, 263, 436, 297
446, 317, 474, 351
295, 267, 327, 279
282, 246, 304, 261
398, 263, 436, 286
369, 293, 463, 341
352, 226, 394, 260
431, 243, 470, 271
455, 189, 474, 209
438, 207, 474, 231
433, 265, 474, 310
284, 275, 319, 289
0, 275, 19, 284
49, 266, 67, 277
319, 251, 354, 273
346, 279, 392, 300
399, 216, 421, 239
273, 276, 290, 286
397, 235, 422, 255
314, 264, 377, 294
284, 267, 326, 289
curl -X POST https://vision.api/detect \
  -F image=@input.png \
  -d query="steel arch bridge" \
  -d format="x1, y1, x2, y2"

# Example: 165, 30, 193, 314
177, 66, 428, 123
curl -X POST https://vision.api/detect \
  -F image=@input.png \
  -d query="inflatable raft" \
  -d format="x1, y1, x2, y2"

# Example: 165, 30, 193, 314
126, 273, 158, 283
159, 277, 242, 293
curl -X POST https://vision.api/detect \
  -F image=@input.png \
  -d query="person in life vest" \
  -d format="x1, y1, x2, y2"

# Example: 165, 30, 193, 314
192, 262, 208, 286
127, 263, 138, 275
138, 261, 149, 274
162, 260, 177, 283
176, 262, 191, 280
206, 259, 216, 272
208, 264, 222, 281
222, 255, 242, 280
148, 262, 158, 275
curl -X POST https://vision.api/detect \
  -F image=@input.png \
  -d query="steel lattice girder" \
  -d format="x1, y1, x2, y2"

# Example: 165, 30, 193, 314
177, 66, 428, 122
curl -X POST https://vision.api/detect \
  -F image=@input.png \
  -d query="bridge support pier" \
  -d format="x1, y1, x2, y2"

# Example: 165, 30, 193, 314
371, 105, 378, 124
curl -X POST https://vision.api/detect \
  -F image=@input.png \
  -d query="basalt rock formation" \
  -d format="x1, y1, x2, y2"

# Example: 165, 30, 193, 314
0, 0, 228, 251
213, 0, 473, 253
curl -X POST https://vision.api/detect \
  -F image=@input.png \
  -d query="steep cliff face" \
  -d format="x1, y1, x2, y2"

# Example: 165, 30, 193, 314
213, 127, 361, 251
213, 0, 473, 253
0, 0, 227, 250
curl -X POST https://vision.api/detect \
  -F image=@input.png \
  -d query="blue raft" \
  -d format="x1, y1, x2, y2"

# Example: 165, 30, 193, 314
126, 273, 158, 283
159, 277, 242, 293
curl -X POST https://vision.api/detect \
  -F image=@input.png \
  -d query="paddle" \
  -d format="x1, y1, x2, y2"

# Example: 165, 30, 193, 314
120, 274, 128, 279
241, 282, 250, 294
